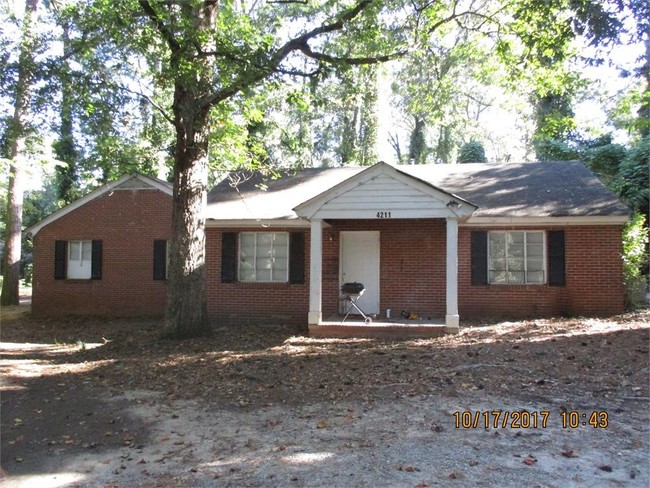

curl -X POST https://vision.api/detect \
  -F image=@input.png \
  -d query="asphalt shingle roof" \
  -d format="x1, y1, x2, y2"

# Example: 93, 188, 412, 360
205, 161, 630, 221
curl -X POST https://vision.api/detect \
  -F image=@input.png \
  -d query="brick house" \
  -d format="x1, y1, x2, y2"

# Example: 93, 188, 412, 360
27, 162, 630, 337
27, 174, 173, 317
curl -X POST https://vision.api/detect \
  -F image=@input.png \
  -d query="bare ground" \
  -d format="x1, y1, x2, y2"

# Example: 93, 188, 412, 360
1, 305, 648, 487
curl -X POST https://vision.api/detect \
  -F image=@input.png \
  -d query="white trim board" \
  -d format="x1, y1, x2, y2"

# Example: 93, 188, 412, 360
462, 216, 630, 226
206, 219, 314, 228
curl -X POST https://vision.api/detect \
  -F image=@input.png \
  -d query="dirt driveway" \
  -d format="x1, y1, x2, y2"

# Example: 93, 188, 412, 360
1, 306, 649, 487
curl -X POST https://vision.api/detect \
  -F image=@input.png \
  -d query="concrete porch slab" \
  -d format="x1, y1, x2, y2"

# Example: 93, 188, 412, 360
310, 316, 447, 339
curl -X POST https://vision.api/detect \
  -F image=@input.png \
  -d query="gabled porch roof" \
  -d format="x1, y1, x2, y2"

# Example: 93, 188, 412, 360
293, 162, 476, 220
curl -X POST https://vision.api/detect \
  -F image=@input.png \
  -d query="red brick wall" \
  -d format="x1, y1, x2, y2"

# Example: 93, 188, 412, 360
322, 219, 447, 318
32, 188, 172, 317
206, 227, 311, 326
207, 220, 447, 325
458, 225, 625, 319
35, 201, 624, 323
206, 221, 625, 325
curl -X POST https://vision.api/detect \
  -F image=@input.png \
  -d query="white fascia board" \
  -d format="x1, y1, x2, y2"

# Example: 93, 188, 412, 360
294, 162, 477, 219
25, 174, 172, 238
206, 218, 315, 228
130, 174, 173, 195
462, 215, 630, 227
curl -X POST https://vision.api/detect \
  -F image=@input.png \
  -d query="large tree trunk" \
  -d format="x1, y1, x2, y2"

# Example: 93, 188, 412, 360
1, 0, 38, 307
160, 1, 216, 339
1, 162, 26, 307
161, 99, 211, 339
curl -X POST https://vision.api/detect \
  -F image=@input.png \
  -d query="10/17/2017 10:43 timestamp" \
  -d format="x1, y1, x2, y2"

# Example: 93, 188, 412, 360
453, 410, 609, 429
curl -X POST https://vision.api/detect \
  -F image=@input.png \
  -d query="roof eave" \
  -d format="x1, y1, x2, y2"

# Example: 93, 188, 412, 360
463, 215, 631, 226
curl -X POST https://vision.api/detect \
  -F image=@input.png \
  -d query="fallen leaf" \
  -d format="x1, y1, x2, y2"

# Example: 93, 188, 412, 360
316, 420, 328, 429
523, 456, 537, 466
561, 450, 578, 458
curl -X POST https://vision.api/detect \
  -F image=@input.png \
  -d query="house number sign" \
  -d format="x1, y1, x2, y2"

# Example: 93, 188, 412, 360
376, 211, 392, 218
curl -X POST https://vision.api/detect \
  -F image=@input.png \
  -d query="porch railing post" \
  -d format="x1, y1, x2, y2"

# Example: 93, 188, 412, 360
446, 217, 460, 333
308, 218, 323, 325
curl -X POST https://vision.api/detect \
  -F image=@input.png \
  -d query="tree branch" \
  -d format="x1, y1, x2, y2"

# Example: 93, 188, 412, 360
297, 43, 406, 65
276, 66, 323, 77
201, 0, 387, 108
139, 0, 181, 53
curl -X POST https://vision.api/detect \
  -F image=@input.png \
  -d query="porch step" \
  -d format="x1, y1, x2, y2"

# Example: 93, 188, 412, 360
308, 324, 447, 339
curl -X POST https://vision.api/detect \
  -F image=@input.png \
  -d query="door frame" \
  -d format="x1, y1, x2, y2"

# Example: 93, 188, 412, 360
339, 231, 380, 314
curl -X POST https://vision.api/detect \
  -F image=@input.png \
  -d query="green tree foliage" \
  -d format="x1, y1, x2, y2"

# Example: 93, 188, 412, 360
391, 32, 500, 164
622, 212, 649, 307
617, 136, 650, 215
457, 140, 487, 163
581, 135, 627, 185
69, 0, 420, 338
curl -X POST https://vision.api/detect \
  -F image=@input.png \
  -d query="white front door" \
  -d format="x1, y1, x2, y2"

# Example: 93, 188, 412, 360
340, 231, 380, 315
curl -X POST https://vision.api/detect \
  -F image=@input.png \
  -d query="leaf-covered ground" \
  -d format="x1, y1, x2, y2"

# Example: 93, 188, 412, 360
1, 307, 649, 487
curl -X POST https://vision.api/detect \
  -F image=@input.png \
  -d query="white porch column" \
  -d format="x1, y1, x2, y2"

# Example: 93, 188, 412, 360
308, 218, 323, 326
445, 217, 460, 333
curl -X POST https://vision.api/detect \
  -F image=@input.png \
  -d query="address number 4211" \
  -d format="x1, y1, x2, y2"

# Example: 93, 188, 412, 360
376, 211, 392, 218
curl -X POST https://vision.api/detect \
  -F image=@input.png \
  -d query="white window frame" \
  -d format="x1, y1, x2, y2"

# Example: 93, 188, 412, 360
488, 231, 546, 285
238, 232, 289, 283
67, 240, 93, 279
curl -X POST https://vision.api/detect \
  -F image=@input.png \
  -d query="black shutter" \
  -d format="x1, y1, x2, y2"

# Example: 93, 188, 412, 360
221, 232, 237, 283
54, 240, 67, 280
91, 240, 103, 280
289, 232, 305, 284
471, 231, 488, 285
153, 240, 167, 280
548, 230, 566, 286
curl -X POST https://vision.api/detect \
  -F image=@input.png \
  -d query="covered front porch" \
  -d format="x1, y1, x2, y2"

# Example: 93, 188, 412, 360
293, 163, 477, 339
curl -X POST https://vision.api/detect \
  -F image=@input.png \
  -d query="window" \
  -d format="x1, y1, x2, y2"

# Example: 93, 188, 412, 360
239, 232, 289, 282
488, 231, 545, 284
55, 240, 102, 280
67, 240, 93, 279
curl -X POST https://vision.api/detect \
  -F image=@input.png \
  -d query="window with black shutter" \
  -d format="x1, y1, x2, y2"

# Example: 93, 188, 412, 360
55, 240, 102, 280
